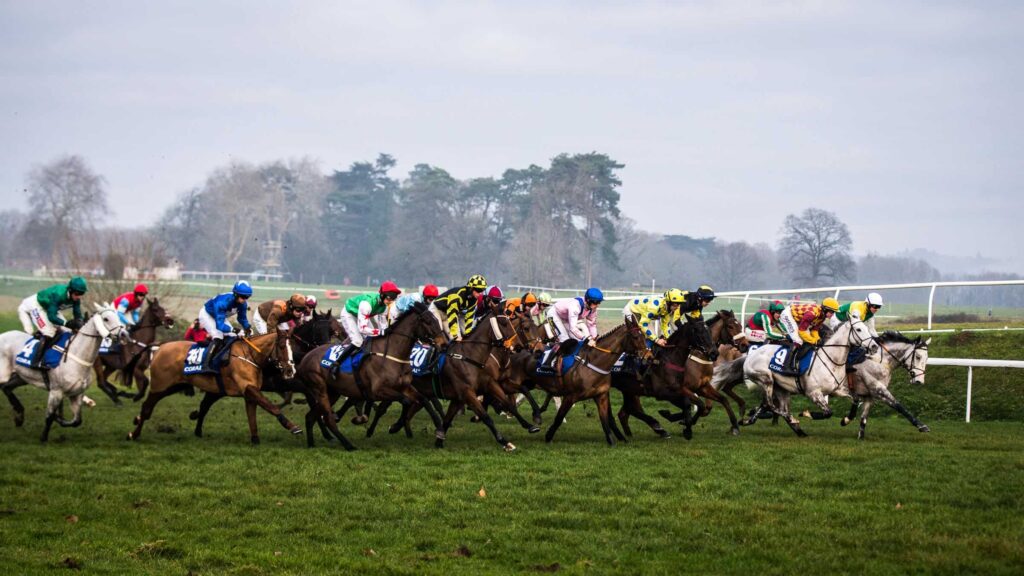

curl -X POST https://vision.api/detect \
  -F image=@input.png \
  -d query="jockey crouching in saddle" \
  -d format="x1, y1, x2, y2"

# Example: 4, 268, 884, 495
539, 287, 604, 371
252, 293, 308, 335
113, 283, 149, 331
477, 285, 505, 318
18, 276, 89, 370
504, 291, 543, 324
744, 300, 788, 345
332, 281, 401, 368
777, 297, 839, 374
622, 288, 686, 374
198, 281, 254, 370
430, 275, 488, 341
390, 284, 440, 320
828, 292, 884, 386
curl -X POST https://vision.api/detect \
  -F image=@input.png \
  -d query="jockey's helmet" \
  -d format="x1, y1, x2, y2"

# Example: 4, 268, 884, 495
232, 281, 253, 297
422, 284, 439, 298
134, 283, 149, 296
288, 293, 307, 310
522, 292, 538, 306
821, 297, 840, 312
666, 288, 686, 304
466, 275, 487, 290
68, 276, 88, 295
537, 292, 553, 306
584, 287, 604, 304
696, 285, 715, 301
379, 281, 401, 299
769, 300, 786, 314
866, 292, 884, 308
486, 285, 503, 301
305, 294, 317, 307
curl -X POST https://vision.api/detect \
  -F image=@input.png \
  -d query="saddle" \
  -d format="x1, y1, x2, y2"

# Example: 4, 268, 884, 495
768, 345, 814, 377
183, 336, 236, 376
14, 332, 72, 370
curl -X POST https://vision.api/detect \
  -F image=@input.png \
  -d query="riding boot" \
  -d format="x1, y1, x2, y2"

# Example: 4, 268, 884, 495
203, 338, 224, 371
539, 343, 562, 370
782, 344, 800, 374
30, 334, 55, 369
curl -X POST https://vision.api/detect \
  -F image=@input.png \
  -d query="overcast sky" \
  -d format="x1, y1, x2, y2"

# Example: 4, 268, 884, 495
2, 1, 1022, 271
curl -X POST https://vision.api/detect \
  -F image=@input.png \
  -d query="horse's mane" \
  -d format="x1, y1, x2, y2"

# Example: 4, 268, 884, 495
597, 323, 626, 342
878, 330, 917, 345
704, 313, 721, 326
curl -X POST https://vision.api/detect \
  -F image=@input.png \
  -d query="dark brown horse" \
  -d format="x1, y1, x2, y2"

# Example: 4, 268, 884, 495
92, 298, 175, 404
294, 302, 447, 449
530, 317, 651, 446
128, 331, 299, 444
707, 310, 751, 416
188, 310, 337, 438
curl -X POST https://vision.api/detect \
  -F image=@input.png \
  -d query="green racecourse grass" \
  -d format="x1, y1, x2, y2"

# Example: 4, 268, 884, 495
0, 389, 1023, 575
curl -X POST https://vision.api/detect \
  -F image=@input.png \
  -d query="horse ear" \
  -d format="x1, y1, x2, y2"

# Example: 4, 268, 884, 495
92, 302, 102, 312
924, 338, 932, 346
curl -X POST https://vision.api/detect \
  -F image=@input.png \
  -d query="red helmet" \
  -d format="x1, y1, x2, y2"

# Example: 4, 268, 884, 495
134, 283, 149, 295
422, 284, 439, 298
486, 285, 504, 299
379, 281, 401, 297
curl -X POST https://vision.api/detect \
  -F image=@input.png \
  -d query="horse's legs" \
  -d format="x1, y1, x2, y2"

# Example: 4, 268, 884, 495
539, 392, 553, 413
595, 392, 617, 446
805, 390, 834, 420
2, 374, 27, 427
621, 392, 668, 439
435, 400, 462, 448
189, 393, 223, 438
841, 398, 861, 426
131, 366, 151, 401
489, 384, 540, 434
241, 386, 302, 436
520, 389, 543, 425
544, 396, 575, 444
366, 400, 393, 438
858, 399, 874, 440
699, 384, 741, 436
721, 381, 747, 420
40, 389, 65, 442
128, 388, 173, 441
771, 390, 807, 437
869, 385, 930, 433
56, 394, 84, 428
463, 391, 515, 451
309, 392, 356, 450
95, 364, 122, 405
410, 389, 445, 439
245, 399, 260, 445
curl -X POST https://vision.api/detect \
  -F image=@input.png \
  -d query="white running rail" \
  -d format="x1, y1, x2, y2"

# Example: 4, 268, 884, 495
927, 358, 1024, 422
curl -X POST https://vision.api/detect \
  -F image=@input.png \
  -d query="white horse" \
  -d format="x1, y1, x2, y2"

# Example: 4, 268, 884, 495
837, 331, 931, 439
712, 319, 876, 437
0, 303, 126, 441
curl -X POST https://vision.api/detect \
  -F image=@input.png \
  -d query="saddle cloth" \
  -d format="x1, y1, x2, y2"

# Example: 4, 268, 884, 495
183, 337, 236, 375
14, 332, 72, 370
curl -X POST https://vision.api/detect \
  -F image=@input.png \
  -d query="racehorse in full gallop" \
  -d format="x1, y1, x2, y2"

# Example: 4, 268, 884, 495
92, 297, 175, 404
1, 304, 127, 441
712, 319, 876, 437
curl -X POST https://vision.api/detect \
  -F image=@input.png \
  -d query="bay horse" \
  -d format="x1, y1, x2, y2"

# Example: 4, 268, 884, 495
378, 303, 523, 451
92, 297, 174, 404
188, 310, 336, 439
711, 319, 876, 436
127, 331, 299, 444
837, 331, 931, 439
532, 316, 651, 446
614, 317, 722, 440
1, 304, 128, 441
293, 302, 447, 449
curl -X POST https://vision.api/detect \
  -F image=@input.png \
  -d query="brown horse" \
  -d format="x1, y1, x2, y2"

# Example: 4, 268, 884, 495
707, 310, 751, 416
613, 317, 715, 440
531, 316, 651, 446
92, 298, 175, 404
127, 331, 299, 444
294, 302, 447, 449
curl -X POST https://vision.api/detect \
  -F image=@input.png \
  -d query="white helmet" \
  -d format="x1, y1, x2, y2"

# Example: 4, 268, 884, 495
305, 294, 318, 307
866, 292, 884, 307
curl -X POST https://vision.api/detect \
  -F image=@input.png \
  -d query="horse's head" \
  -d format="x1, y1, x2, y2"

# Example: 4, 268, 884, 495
147, 297, 175, 329
512, 314, 545, 353
717, 310, 748, 352
325, 309, 344, 341
624, 315, 653, 362
477, 304, 518, 350
907, 336, 930, 385
272, 330, 296, 379
848, 319, 876, 352
305, 310, 334, 346
92, 302, 128, 343
411, 302, 448, 350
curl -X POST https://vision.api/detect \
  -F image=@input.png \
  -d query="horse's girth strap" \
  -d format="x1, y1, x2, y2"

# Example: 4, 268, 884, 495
687, 354, 713, 366
372, 352, 410, 364
66, 353, 94, 368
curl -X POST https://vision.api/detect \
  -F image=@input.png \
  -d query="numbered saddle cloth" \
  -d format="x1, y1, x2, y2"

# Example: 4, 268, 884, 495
410, 342, 444, 377
610, 353, 636, 374
535, 341, 583, 376
182, 337, 235, 375
320, 344, 364, 374
14, 332, 72, 369
98, 336, 122, 356
768, 346, 814, 376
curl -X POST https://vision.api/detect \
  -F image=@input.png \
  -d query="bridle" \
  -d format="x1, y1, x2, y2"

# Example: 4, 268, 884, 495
874, 336, 928, 382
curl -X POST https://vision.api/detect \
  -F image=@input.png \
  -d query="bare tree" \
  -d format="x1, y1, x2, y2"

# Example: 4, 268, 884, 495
26, 155, 109, 269
707, 241, 768, 290
777, 208, 855, 284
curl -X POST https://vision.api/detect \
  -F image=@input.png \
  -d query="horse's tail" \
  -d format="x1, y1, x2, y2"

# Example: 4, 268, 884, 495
121, 346, 150, 390
711, 356, 745, 391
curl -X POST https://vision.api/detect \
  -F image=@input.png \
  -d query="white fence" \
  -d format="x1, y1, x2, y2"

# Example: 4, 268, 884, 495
926, 358, 1024, 423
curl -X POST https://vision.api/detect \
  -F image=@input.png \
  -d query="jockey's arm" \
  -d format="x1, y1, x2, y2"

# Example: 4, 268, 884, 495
357, 300, 381, 337
443, 296, 462, 338
763, 318, 787, 341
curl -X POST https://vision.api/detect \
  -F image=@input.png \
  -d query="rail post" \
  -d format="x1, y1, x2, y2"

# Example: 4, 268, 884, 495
966, 366, 973, 423
928, 284, 937, 330
740, 293, 751, 323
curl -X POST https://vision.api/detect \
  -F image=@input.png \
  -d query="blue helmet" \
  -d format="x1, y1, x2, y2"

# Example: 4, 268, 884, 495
584, 287, 604, 304
232, 281, 253, 297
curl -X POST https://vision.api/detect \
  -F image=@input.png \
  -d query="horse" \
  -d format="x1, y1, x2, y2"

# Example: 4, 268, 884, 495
127, 330, 299, 444
92, 297, 175, 404
376, 303, 524, 451
837, 331, 931, 439
1, 303, 128, 442
531, 316, 651, 446
711, 319, 876, 437
293, 302, 447, 449
187, 310, 336, 439
708, 310, 747, 363
614, 317, 734, 440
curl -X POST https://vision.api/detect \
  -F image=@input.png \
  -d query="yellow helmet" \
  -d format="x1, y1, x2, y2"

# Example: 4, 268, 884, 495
665, 288, 686, 304
821, 297, 840, 312
466, 275, 487, 290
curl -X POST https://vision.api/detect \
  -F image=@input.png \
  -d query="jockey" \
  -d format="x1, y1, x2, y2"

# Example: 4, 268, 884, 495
745, 300, 788, 344
302, 294, 318, 322
199, 281, 253, 368
679, 285, 716, 320
780, 297, 839, 348
113, 283, 148, 327
432, 274, 487, 341
390, 284, 439, 321
535, 292, 554, 325
541, 287, 603, 369
623, 288, 685, 347
252, 293, 308, 335
831, 292, 883, 338
504, 292, 539, 320
18, 276, 88, 368
333, 281, 401, 366
476, 285, 504, 317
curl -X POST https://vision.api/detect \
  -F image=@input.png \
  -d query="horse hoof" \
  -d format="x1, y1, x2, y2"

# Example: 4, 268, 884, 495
729, 427, 740, 436
655, 429, 671, 439
504, 442, 517, 452
682, 429, 693, 441
796, 429, 808, 438
858, 432, 866, 440
470, 415, 481, 423
799, 410, 811, 418
188, 411, 199, 421
126, 432, 135, 441
840, 417, 851, 427
133, 416, 141, 425
434, 439, 445, 449
251, 436, 260, 445
919, 425, 931, 433
290, 427, 303, 435
528, 426, 541, 434
351, 416, 367, 425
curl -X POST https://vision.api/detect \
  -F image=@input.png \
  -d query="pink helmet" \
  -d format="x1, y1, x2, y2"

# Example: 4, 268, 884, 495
306, 294, 317, 307
486, 285, 503, 299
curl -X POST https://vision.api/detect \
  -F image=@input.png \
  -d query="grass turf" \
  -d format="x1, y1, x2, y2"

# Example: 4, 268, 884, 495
0, 386, 1022, 575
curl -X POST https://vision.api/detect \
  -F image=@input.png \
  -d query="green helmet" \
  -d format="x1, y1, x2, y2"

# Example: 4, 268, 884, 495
537, 292, 553, 305
768, 300, 785, 314
68, 277, 88, 294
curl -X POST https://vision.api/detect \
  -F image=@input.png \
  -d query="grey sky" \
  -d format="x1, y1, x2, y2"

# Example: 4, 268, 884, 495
2, 1, 1022, 271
